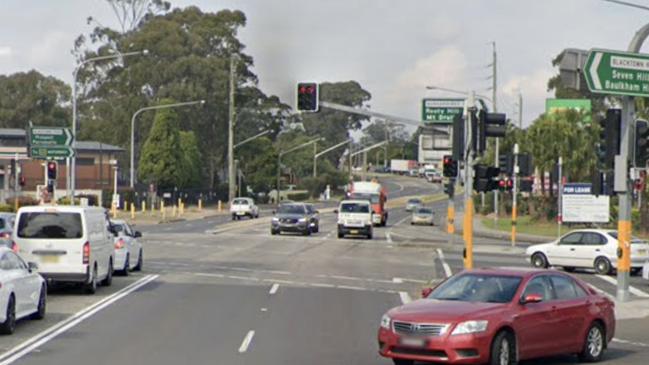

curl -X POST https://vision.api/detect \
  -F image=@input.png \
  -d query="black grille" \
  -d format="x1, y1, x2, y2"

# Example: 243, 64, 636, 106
393, 321, 448, 337
280, 218, 298, 223
392, 347, 448, 358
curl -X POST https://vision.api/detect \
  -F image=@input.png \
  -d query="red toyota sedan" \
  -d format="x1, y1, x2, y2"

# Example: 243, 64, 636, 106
378, 268, 615, 365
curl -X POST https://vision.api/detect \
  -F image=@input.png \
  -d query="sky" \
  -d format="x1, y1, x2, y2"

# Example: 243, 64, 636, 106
1, 0, 648, 129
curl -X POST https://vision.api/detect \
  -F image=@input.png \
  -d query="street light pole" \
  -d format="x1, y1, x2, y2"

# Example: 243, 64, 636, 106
129, 100, 205, 188
228, 55, 237, 204
277, 137, 322, 204
70, 49, 148, 200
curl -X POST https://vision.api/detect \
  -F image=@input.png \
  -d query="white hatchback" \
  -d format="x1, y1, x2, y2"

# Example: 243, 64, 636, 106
526, 229, 649, 275
0, 247, 46, 334
110, 220, 143, 276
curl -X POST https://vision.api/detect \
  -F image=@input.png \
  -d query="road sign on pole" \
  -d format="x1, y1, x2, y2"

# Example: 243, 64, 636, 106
29, 127, 75, 160
421, 98, 465, 124
30, 146, 75, 159
584, 48, 649, 97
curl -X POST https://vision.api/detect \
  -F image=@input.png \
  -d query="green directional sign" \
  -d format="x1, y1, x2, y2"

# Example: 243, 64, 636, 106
422, 98, 464, 124
30, 127, 73, 147
584, 48, 649, 97
30, 146, 75, 159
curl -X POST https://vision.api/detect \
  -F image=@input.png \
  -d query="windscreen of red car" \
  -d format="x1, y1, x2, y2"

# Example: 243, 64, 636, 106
17, 212, 83, 239
427, 274, 522, 303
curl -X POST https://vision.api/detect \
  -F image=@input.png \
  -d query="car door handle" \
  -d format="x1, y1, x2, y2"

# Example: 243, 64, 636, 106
570, 248, 576, 251
595, 249, 600, 252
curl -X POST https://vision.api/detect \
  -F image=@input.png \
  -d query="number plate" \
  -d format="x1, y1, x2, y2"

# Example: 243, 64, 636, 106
400, 337, 426, 347
637, 249, 648, 255
41, 255, 59, 264
350, 229, 359, 234
236, 212, 246, 215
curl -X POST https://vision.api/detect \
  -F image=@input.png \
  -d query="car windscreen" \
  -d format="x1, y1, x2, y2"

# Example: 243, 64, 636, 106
408, 199, 421, 204
607, 231, 646, 244
0, 218, 5, 229
416, 209, 432, 215
278, 205, 304, 214
428, 274, 522, 304
17, 212, 83, 239
341, 203, 370, 213
233, 199, 248, 205
350, 193, 380, 204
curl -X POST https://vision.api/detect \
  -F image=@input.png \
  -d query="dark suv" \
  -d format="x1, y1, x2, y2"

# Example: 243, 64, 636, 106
271, 203, 319, 236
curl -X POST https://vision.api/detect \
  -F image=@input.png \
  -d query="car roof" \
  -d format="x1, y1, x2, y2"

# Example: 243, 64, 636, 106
462, 267, 556, 278
340, 200, 370, 205
17, 205, 104, 213
563, 229, 611, 234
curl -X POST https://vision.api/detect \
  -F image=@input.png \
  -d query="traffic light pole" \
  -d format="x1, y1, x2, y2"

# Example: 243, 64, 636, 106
616, 23, 649, 302
463, 92, 476, 269
511, 144, 519, 246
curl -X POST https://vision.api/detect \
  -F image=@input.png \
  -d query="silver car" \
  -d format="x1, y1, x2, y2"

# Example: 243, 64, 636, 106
0, 213, 16, 250
405, 198, 422, 212
110, 220, 143, 275
411, 207, 434, 226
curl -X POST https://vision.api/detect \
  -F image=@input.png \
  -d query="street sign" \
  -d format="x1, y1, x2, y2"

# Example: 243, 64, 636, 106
584, 48, 649, 97
421, 98, 464, 124
30, 146, 75, 159
30, 127, 73, 146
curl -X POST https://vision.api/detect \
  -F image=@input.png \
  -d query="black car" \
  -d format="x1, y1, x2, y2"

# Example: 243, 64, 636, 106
271, 203, 319, 236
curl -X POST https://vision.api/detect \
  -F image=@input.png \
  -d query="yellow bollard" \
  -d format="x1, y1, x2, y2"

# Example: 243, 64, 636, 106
180, 202, 184, 215
112, 202, 117, 219
218, 200, 222, 212
141, 201, 146, 213
198, 199, 202, 211
161, 201, 166, 220
172, 205, 177, 217
123, 201, 128, 212
131, 203, 135, 220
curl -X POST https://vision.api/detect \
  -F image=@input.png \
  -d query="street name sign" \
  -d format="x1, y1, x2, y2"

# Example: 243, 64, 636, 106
584, 48, 649, 97
421, 98, 464, 124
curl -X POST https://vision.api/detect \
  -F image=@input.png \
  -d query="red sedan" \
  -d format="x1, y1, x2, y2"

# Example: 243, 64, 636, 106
378, 268, 615, 365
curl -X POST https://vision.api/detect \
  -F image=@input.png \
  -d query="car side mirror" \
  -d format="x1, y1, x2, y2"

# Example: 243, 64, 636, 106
421, 287, 433, 298
28, 262, 38, 272
134, 231, 142, 238
333, 209, 339, 214
315, 210, 320, 214
520, 293, 543, 305
272, 210, 276, 215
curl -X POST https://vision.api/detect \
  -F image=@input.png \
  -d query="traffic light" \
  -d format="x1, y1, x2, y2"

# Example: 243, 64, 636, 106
473, 165, 500, 192
452, 114, 465, 161
591, 171, 614, 196
498, 178, 513, 192
47, 161, 57, 180
498, 154, 513, 176
296, 82, 319, 112
597, 109, 621, 169
478, 111, 507, 155
518, 154, 533, 176
442, 155, 457, 178
47, 179, 55, 194
520, 178, 534, 192
635, 119, 649, 167
444, 181, 455, 197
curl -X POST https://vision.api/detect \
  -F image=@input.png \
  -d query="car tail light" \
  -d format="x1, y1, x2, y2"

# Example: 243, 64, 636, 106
11, 241, 18, 253
0, 232, 10, 239
114, 239, 125, 249
82, 242, 90, 264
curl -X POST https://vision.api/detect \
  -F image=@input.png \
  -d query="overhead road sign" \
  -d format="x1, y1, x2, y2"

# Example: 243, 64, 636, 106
30, 146, 75, 159
584, 48, 649, 97
30, 127, 73, 146
422, 98, 464, 124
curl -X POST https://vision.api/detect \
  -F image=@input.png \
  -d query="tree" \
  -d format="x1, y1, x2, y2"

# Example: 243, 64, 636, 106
104, 0, 170, 33
138, 104, 183, 189
0, 71, 71, 128
239, 137, 277, 194
179, 131, 202, 188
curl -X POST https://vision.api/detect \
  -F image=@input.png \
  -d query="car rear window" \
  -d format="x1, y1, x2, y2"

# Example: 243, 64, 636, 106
0, 218, 5, 229
416, 209, 432, 214
233, 199, 248, 205
17, 212, 83, 239
278, 205, 305, 214
341, 203, 369, 213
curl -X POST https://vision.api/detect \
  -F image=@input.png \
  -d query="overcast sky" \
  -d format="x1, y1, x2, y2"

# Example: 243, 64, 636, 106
1, 0, 648, 128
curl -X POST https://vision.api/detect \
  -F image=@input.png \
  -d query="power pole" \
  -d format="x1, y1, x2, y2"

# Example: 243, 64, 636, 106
511, 144, 519, 246
463, 91, 476, 269
492, 41, 500, 222
518, 92, 523, 129
228, 55, 237, 204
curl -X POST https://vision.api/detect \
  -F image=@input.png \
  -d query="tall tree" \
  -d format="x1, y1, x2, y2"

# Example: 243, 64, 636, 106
0, 71, 71, 128
105, 0, 171, 33
139, 104, 183, 189
179, 131, 202, 188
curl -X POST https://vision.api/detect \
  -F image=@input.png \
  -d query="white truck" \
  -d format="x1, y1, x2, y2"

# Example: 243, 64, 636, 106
230, 197, 259, 220
336, 200, 373, 239
390, 159, 416, 175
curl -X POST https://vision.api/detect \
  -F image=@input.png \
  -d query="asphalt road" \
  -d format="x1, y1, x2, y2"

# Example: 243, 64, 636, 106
2, 175, 649, 365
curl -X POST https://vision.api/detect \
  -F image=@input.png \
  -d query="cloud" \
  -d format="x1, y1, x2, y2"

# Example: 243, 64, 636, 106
0, 46, 13, 57
501, 68, 554, 126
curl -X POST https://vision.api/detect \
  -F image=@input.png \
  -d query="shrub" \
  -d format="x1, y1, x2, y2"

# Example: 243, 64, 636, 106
286, 192, 309, 201
5, 196, 39, 209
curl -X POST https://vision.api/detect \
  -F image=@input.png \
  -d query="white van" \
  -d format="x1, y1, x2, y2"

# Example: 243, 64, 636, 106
336, 200, 373, 239
13, 206, 115, 294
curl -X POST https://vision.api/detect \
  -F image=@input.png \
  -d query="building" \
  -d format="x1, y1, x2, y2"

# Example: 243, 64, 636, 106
0, 128, 124, 202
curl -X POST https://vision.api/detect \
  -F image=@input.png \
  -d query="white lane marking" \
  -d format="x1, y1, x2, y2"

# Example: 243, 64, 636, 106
392, 277, 403, 284
263, 279, 296, 285
399, 291, 412, 304
227, 275, 259, 281
195, 273, 225, 278
613, 338, 649, 348
260, 308, 268, 312
337, 285, 366, 291
266, 270, 291, 275
395, 182, 405, 192
386, 232, 393, 244
238, 330, 255, 353
596, 275, 649, 298
386, 215, 410, 244
309, 283, 335, 288
269, 283, 279, 295
436, 248, 453, 278
0, 275, 158, 365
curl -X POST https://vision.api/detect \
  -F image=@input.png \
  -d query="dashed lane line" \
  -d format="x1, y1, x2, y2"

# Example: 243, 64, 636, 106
399, 291, 412, 304
269, 283, 280, 295
238, 330, 255, 353
436, 248, 453, 278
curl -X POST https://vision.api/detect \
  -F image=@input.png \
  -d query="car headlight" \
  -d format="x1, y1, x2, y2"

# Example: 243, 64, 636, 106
272, 217, 279, 222
451, 320, 488, 335
298, 217, 307, 223
380, 314, 391, 330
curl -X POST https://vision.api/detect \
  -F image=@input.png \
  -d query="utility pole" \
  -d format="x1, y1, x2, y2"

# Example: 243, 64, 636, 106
492, 42, 500, 222
518, 92, 523, 129
511, 144, 519, 246
463, 91, 476, 269
557, 156, 563, 238
228, 55, 237, 204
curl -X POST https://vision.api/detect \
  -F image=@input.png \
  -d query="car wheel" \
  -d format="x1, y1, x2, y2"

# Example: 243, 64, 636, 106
594, 257, 612, 275
490, 330, 516, 365
631, 267, 642, 276
32, 284, 46, 320
410, 221, 414, 225
84, 266, 98, 294
531, 253, 549, 269
392, 359, 414, 365
579, 322, 605, 362
101, 259, 113, 287
232, 214, 236, 221
564, 266, 576, 273
0, 295, 16, 335
303, 228, 311, 236
337, 230, 344, 239
271, 229, 277, 235
367, 228, 373, 240
121, 254, 130, 276
133, 249, 143, 271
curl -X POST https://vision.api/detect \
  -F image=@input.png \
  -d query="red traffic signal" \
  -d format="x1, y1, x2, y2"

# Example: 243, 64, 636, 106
47, 161, 57, 180
297, 82, 319, 112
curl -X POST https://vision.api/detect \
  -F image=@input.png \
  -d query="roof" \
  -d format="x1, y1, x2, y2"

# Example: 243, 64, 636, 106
0, 129, 26, 138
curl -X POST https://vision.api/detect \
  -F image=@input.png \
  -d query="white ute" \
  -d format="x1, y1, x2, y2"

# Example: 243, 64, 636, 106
230, 198, 259, 220
336, 200, 373, 239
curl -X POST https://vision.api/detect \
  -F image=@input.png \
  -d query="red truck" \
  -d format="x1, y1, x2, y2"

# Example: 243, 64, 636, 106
348, 180, 388, 226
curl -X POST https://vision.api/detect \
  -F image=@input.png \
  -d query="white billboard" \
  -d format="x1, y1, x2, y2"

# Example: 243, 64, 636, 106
561, 183, 609, 223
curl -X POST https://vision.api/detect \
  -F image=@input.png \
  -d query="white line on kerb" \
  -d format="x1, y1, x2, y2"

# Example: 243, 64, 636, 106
238, 330, 255, 353
399, 291, 412, 304
392, 277, 403, 284
269, 283, 279, 295
596, 275, 649, 298
0, 275, 158, 365
436, 248, 453, 278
